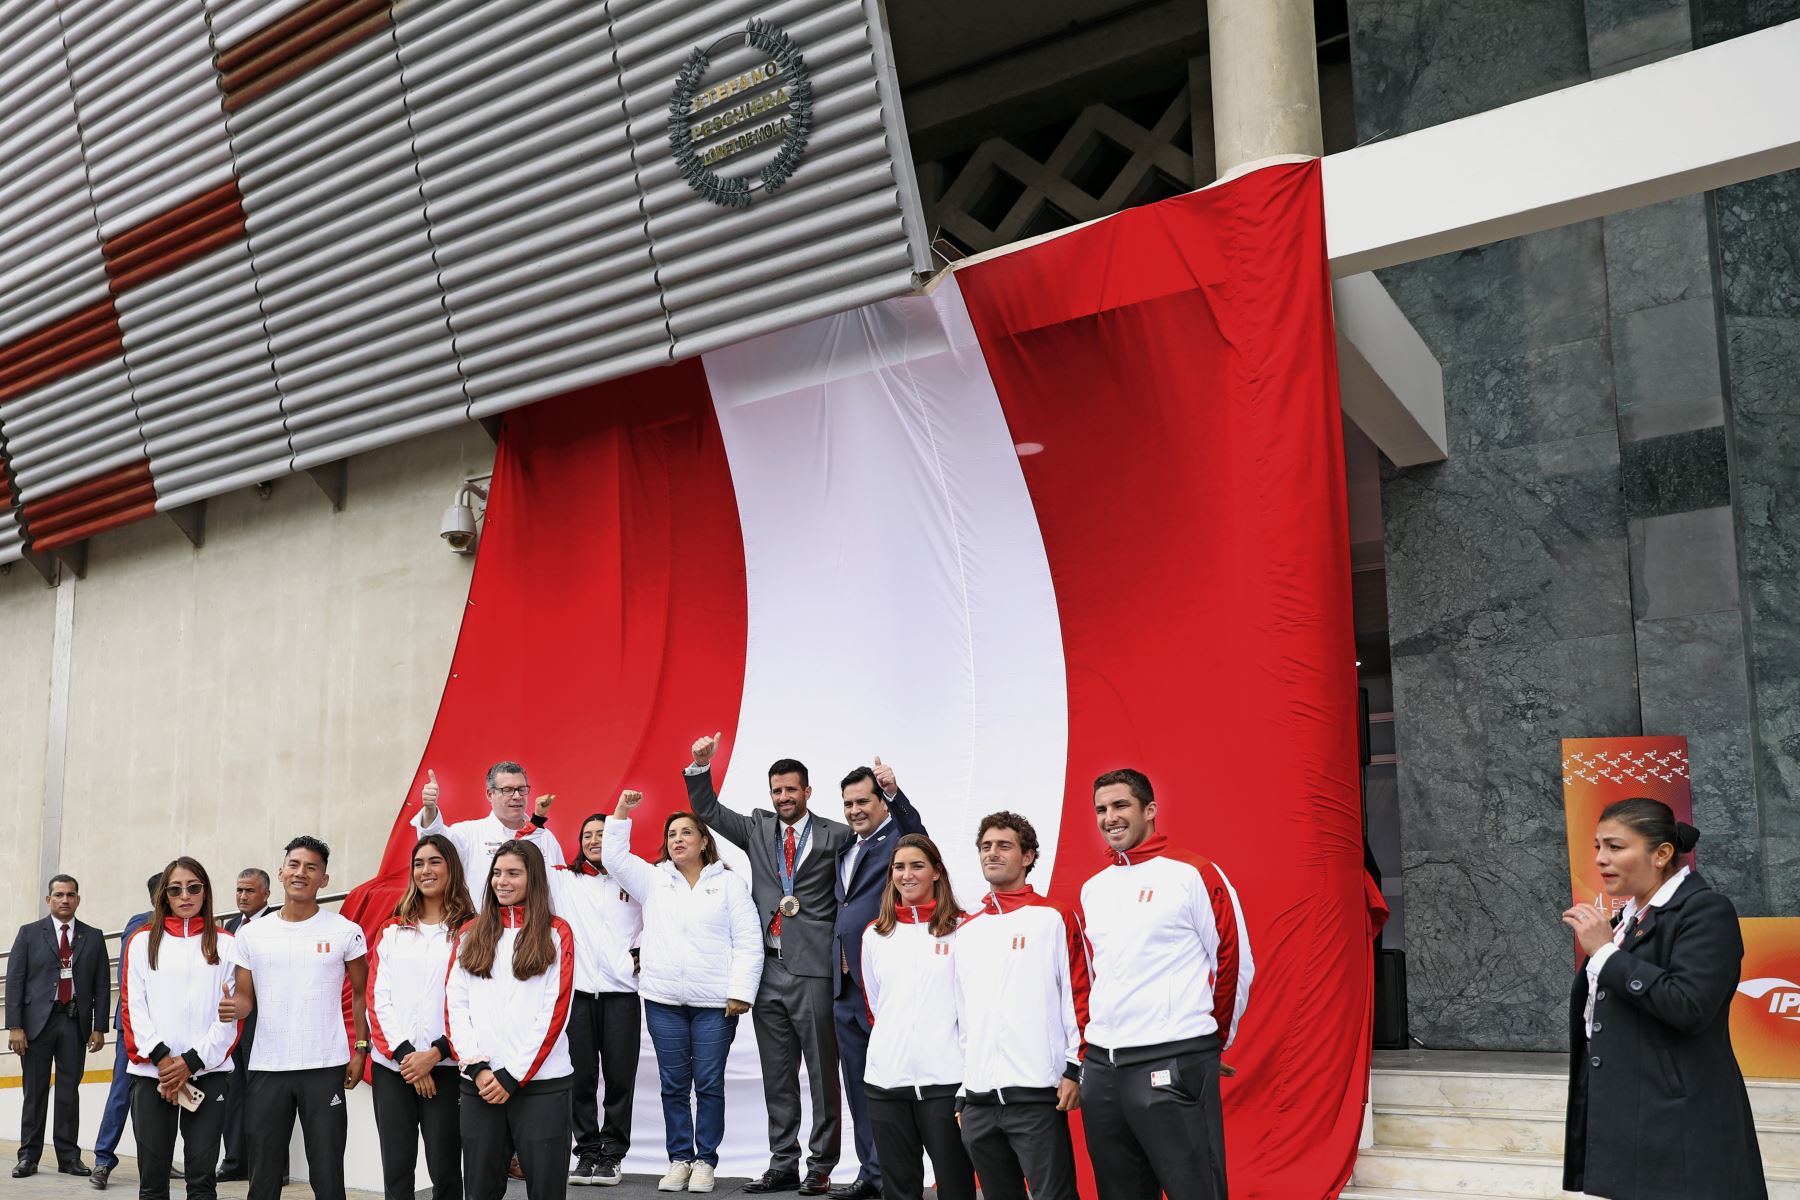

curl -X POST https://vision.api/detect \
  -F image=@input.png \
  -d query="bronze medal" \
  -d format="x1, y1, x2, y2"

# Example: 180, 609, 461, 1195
779, 895, 801, 918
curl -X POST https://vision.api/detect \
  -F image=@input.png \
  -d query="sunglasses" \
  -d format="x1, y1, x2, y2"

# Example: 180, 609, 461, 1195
165, 882, 205, 897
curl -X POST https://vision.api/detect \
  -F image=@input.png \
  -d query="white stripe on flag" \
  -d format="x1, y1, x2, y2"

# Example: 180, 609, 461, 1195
701, 276, 1069, 900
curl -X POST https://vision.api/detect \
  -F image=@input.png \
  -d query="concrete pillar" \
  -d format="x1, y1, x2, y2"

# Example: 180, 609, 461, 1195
1205, 0, 1323, 172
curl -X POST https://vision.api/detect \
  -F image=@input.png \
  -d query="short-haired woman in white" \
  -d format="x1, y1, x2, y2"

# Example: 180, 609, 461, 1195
122, 858, 241, 1200
600, 790, 762, 1194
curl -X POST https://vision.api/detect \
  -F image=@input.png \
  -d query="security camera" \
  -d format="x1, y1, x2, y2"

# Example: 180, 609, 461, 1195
440, 498, 479, 554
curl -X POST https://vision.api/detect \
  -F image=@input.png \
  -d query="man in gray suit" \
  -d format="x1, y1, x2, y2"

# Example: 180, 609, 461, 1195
7, 875, 109, 1178
686, 732, 849, 1196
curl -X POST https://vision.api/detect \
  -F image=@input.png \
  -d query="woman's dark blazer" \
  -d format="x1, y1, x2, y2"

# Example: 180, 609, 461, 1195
1564, 871, 1766, 1199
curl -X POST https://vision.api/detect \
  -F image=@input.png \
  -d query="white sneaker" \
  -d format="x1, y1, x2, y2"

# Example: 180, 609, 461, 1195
686, 1163, 715, 1193
658, 1161, 692, 1192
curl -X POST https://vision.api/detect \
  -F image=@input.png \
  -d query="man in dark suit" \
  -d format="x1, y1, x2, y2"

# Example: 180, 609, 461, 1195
830, 759, 927, 1200
217, 867, 273, 1183
7, 875, 109, 1177
686, 732, 850, 1196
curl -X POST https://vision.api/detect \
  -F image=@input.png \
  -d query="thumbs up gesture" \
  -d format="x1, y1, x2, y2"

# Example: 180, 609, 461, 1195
421, 769, 440, 810
692, 732, 723, 768
535, 793, 555, 818
217, 982, 237, 1024
873, 756, 897, 797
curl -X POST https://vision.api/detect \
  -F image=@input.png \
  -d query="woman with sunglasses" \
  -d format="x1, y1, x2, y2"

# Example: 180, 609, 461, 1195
368, 834, 476, 1200
446, 839, 576, 1200
121, 859, 240, 1200
859, 834, 975, 1200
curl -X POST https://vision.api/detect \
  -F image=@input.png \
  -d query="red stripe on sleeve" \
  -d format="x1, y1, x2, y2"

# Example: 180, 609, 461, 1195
441, 931, 462, 1063
1057, 903, 1092, 1057
1201, 861, 1240, 1043
119, 927, 146, 1064
366, 920, 396, 1062
518, 918, 575, 1085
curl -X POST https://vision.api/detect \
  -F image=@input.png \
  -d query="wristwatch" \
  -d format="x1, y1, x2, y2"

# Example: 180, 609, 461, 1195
353, 1039, 371, 1051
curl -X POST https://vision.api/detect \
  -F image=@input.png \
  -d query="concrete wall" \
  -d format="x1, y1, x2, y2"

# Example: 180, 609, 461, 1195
0, 422, 494, 938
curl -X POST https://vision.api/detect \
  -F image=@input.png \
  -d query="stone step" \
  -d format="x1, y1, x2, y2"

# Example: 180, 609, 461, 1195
1373, 1103, 1800, 1167
1373, 1066, 1800, 1126
1351, 1145, 1800, 1199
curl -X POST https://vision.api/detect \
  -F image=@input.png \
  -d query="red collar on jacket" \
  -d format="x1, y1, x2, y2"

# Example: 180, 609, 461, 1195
160, 916, 209, 937
498, 905, 527, 928
894, 901, 938, 924
1107, 831, 1170, 866
572, 858, 606, 877
979, 886, 1048, 915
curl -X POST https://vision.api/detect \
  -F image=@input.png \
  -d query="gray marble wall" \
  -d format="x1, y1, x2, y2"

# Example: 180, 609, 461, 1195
1352, 0, 1795, 1049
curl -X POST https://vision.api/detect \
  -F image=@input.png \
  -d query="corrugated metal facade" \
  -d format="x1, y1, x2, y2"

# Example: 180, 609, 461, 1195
0, 0, 927, 563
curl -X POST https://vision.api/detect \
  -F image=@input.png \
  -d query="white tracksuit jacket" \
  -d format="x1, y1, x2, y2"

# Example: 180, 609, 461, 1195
955, 887, 1089, 1093
861, 903, 962, 1093
367, 918, 459, 1072
547, 860, 644, 995
1080, 833, 1253, 1055
445, 907, 575, 1092
121, 917, 240, 1079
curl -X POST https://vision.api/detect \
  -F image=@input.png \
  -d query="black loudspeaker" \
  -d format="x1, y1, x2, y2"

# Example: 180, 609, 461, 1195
1374, 948, 1408, 1049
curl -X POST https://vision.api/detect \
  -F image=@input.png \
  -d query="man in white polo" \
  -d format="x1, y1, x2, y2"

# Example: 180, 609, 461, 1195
414, 761, 565, 907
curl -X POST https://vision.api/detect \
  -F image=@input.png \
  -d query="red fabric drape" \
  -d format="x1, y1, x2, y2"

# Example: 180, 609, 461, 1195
958, 160, 1368, 1199
341, 360, 750, 928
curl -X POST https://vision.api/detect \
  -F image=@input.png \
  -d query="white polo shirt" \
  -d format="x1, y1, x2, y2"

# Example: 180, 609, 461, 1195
232, 910, 367, 1071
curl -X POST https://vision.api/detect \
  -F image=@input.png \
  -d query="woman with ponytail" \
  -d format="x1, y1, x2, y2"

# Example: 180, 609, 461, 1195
1560, 797, 1766, 1198
859, 834, 975, 1200
446, 840, 576, 1200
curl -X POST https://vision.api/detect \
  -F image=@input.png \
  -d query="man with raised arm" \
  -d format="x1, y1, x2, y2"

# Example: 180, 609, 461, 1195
1079, 769, 1254, 1200
828, 758, 927, 1200
414, 761, 565, 908
953, 812, 1088, 1200
222, 837, 370, 1200
684, 732, 850, 1197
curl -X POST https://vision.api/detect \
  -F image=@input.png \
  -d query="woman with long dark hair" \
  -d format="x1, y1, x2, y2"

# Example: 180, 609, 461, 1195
600, 790, 761, 1194
860, 834, 975, 1200
368, 834, 475, 1200
446, 839, 576, 1200
121, 858, 240, 1200
1561, 797, 1766, 1198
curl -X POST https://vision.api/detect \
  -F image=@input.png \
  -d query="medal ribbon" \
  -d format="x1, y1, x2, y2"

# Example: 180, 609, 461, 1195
774, 817, 812, 928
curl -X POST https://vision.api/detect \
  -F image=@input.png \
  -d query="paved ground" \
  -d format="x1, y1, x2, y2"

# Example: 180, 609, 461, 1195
0, 1143, 755, 1200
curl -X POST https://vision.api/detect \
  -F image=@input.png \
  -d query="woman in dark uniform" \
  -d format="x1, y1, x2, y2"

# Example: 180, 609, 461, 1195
1561, 797, 1766, 1199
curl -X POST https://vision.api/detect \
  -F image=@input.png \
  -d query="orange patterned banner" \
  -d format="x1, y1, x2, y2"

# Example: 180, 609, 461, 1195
1561, 735, 1693, 916
1732, 918, 1800, 1079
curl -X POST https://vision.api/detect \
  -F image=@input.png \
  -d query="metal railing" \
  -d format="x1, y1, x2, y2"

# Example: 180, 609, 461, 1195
0, 892, 351, 1054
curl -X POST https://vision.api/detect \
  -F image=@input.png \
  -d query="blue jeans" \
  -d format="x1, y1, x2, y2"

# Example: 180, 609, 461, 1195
643, 1001, 737, 1167
95, 1035, 131, 1169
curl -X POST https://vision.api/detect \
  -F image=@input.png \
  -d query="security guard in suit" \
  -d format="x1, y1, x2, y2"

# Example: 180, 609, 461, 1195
7, 875, 109, 1177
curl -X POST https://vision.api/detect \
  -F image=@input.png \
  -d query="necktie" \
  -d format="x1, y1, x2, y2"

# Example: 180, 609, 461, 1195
773, 824, 797, 937
57, 925, 72, 1003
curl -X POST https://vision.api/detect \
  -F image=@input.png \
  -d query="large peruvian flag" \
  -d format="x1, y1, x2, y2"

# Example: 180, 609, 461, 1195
345, 161, 1370, 1197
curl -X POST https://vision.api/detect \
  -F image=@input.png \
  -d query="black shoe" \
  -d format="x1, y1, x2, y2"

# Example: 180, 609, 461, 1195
799, 1172, 834, 1197
216, 1170, 246, 1183
744, 1169, 802, 1194
60, 1162, 93, 1177
594, 1159, 623, 1187
827, 1181, 878, 1200
90, 1165, 112, 1190
12, 1163, 36, 1179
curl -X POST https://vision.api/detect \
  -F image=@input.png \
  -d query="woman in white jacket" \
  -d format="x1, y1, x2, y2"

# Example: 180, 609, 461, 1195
860, 834, 975, 1200
600, 789, 762, 1195
121, 857, 240, 1200
367, 834, 475, 1200
446, 839, 576, 1200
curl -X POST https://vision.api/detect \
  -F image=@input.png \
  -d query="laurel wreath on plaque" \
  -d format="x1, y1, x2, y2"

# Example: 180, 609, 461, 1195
668, 18, 814, 209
